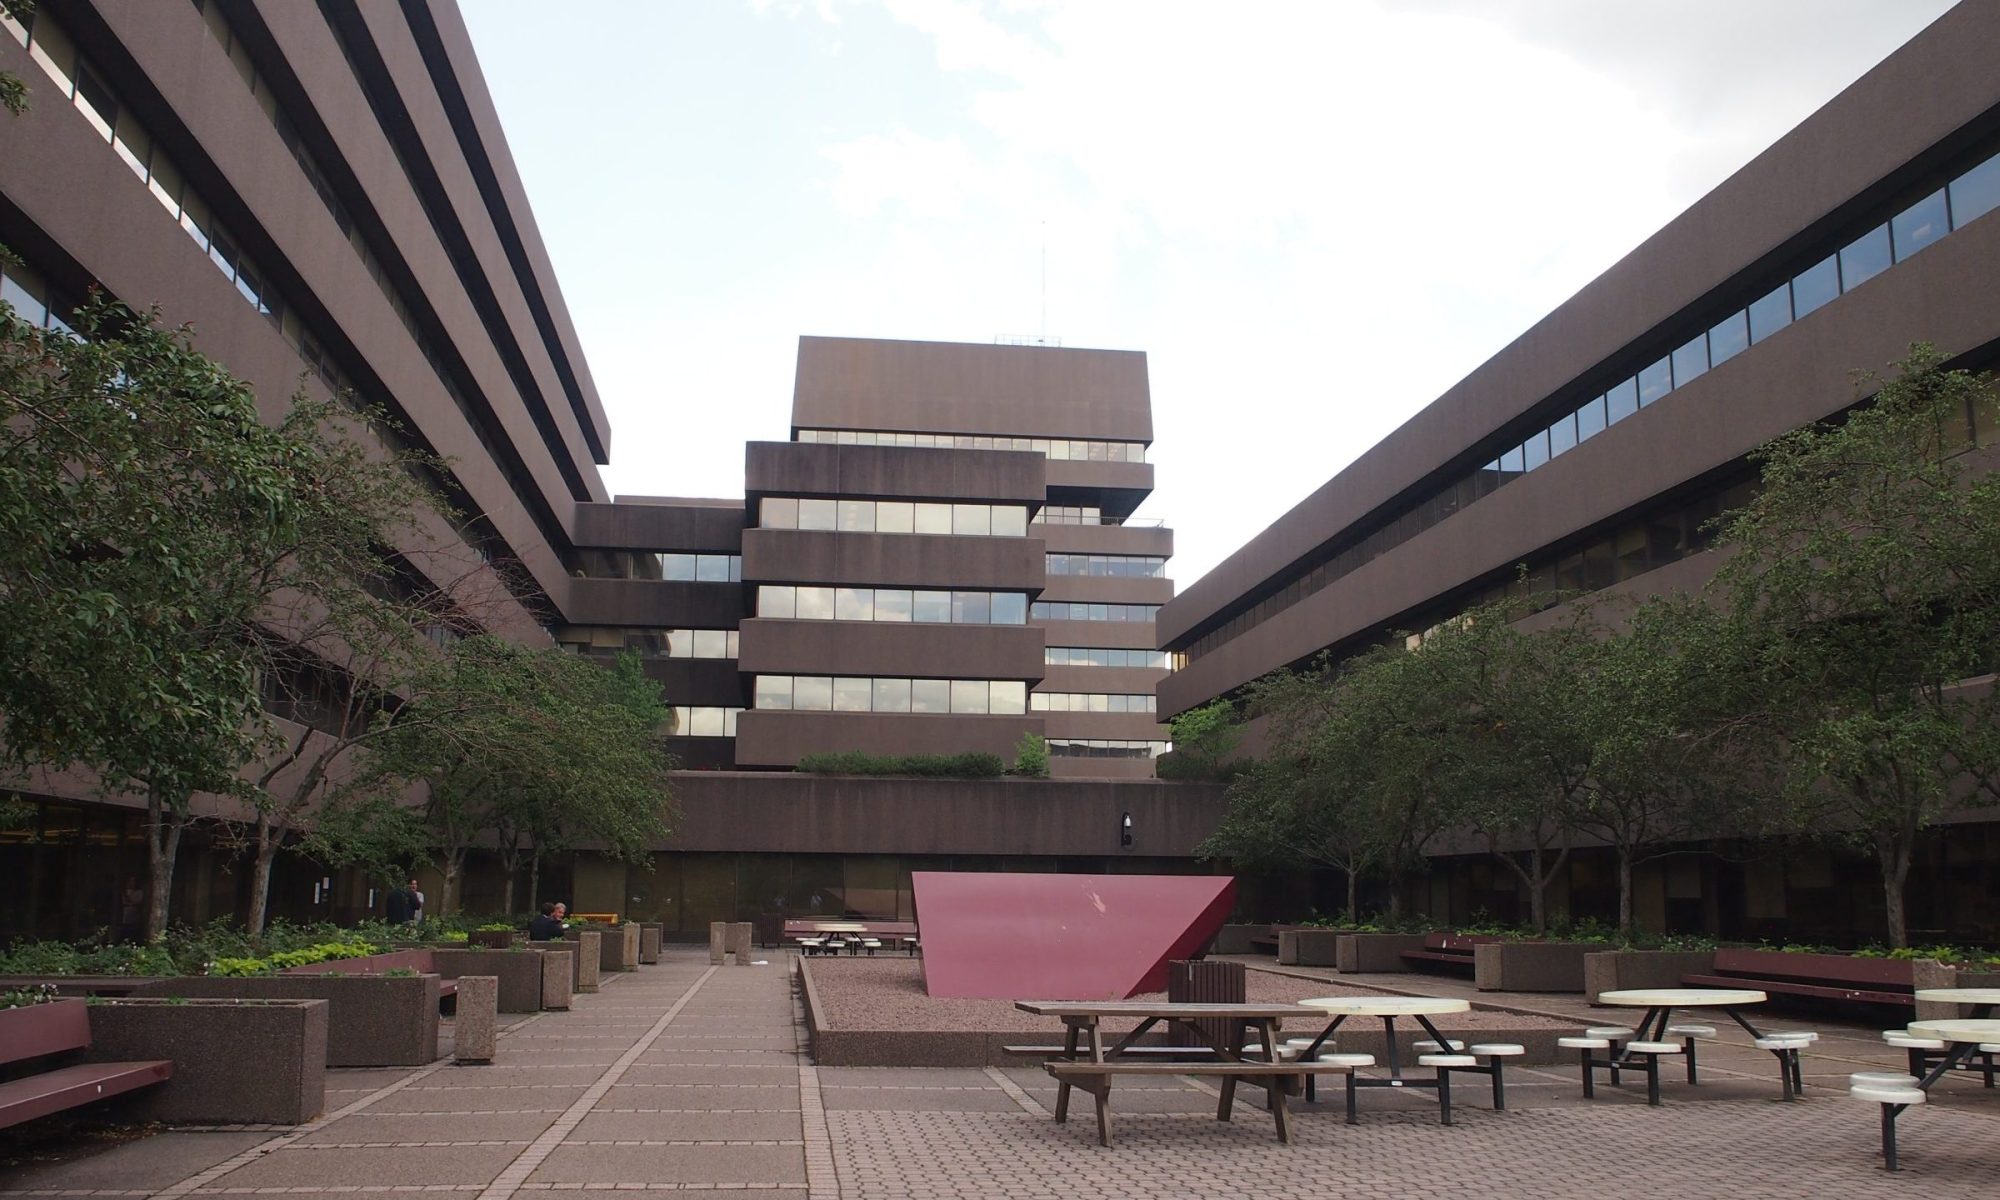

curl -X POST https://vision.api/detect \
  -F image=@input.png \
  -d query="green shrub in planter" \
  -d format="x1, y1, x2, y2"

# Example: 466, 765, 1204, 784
796, 750, 1004, 777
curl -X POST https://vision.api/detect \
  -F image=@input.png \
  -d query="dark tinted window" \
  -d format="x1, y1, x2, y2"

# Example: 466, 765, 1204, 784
1670, 336, 1708, 388
1839, 224, 1892, 290
1792, 254, 1840, 318
1576, 394, 1607, 441
1549, 411, 1577, 457
1708, 310, 1749, 367
1747, 283, 1791, 344
1637, 358, 1672, 407
1950, 153, 2000, 228
1606, 377, 1640, 424
1893, 189, 1949, 261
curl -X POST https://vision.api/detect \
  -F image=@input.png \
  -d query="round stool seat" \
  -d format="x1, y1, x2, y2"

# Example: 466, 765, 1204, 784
1850, 1072, 1920, 1088
1316, 1053, 1375, 1068
1284, 1037, 1320, 1049
1586, 1026, 1635, 1039
1413, 1039, 1466, 1053
1764, 1029, 1818, 1042
1980, 1043, 2000, 1054
1851, 1084, 1925, 1105
1626, 1040, 1684, 1054
1558, 1037, 1610, 1050
1665, 1024, 1716, 1037
1418, 1054, 1478, 1068
1884, 1035, 1947, 1051
1470, 1043, 1525, 1057
1753, 1037, 1811, 1051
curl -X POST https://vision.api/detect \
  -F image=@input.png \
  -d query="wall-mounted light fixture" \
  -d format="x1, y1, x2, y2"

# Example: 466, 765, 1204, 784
1120, 811, 1134, 849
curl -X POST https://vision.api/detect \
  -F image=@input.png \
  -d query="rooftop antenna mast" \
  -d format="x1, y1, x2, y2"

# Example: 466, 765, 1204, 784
995, 220, 1061, 347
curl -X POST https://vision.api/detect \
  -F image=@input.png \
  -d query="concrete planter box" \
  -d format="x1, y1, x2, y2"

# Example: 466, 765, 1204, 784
578, 923, 639, 972
467, 930, 518, 949
546, 931, 601, 991
83, 998, 327, 1124
426, 948, 546, 1012
1584, 951, 1718, 1003
1210, 924, 1268, 955
1335, 933, 1429, 974
136, 974, 440, 1067
1474, 941, 1597, 992
639, 922, 664, 964
1277, 929, 1342, 967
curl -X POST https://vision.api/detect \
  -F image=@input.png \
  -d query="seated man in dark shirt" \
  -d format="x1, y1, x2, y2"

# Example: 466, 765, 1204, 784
527, 901, 565, 940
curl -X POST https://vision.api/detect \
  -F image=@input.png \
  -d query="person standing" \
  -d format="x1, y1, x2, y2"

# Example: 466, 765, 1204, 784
408, 878, 426, 925
385, 880, 412, 924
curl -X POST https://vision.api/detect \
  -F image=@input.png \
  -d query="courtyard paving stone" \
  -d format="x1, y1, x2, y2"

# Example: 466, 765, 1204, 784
4, 945, 1997, 1199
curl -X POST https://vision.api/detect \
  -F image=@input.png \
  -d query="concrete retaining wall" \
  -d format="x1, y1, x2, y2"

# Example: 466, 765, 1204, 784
83, 998, 328, 1124
1474, 942, 1596, 992
136, 974, 439, 1066
1335, 934, 1429, 974
426, 948, 546, 1012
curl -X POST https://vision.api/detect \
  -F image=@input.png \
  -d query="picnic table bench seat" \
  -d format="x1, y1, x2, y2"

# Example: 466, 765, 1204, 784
0, 1000, 171, 1130
1044, 1058, 1365, 1145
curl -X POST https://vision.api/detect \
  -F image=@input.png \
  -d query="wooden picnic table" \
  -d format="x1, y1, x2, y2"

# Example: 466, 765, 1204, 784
1015, 1000, 1342, 1145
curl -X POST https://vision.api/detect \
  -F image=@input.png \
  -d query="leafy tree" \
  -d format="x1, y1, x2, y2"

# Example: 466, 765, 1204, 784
0, 300, 439, 938
1550, 595, 1765, 937
1714, 345, 2000, 947
1008, 731, 1050, 778
362, 638, 677, 915
1159, 699, 1245, 781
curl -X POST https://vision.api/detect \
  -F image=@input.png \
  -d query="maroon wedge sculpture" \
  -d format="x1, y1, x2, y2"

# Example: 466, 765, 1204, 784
912, 872, 1236, 999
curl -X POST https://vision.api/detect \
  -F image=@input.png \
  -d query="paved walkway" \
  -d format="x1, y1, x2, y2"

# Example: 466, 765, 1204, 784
3, 947, 1997, 1199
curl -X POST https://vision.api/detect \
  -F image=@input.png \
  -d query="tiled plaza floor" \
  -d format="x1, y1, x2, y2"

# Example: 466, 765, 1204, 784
3, 946, 1995, 1199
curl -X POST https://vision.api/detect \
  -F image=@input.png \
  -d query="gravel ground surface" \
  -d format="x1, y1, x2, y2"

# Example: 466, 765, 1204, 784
808, 959, 1572, 1033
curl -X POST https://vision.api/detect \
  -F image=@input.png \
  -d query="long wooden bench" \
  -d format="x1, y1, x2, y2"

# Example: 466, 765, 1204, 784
0, 1000, 171, 1129
1400, 932, 1501, 974
1045, 1059, 1359, 1145
1681, 948, 1915, 1008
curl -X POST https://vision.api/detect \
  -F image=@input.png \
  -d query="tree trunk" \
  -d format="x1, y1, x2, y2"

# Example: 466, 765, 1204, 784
1617, 848, 1635, 940
529, 846, 542, 911
1345, 867, 1359, 923
246, 812, 278, 936
1880, 839, 1913, 950
504, 864, 519, 917
143, 795, 185, 942
441, 847, 466, 915
1527, 846, 1548, 936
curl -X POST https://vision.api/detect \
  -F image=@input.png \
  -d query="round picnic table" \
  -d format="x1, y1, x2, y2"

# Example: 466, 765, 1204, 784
1903, 1018, 2000, 1090
1595, 988, 1795, 1097
1913, 989, 2000, 1018
1907, 1018, 2000, 1045
1296, 995, 1472, 1123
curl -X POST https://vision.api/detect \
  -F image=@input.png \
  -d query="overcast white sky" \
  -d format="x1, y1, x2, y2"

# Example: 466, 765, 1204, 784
460, 0, 1957, 589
